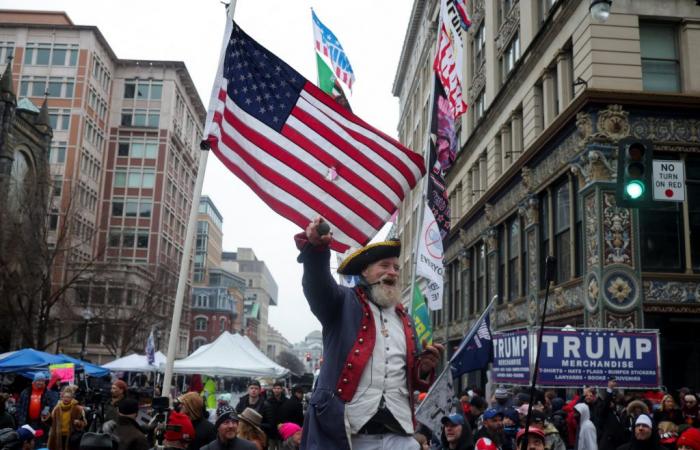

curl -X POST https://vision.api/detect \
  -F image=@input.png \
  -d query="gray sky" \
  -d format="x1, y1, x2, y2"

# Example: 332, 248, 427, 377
15, 0, 413, 344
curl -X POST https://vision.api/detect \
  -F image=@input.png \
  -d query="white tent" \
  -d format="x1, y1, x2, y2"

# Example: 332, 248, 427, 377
102, 351, 167, 372
169, 332, 288, 377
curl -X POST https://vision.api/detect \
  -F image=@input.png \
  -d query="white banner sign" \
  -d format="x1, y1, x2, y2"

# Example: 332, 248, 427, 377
416, 206, 444, 310
415, 367, 454, 442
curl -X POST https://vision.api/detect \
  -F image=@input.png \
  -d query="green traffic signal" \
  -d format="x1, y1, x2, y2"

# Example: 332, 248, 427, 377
616, 137, 653, 208
625, 180, 645, 199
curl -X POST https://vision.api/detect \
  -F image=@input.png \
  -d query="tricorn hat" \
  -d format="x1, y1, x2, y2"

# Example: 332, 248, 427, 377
337, 239, 401, 275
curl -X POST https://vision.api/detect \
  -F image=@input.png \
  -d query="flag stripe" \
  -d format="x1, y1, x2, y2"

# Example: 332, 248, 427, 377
291, 102, 406, 199
215, 107, 374, 243
219, 98, 385, 231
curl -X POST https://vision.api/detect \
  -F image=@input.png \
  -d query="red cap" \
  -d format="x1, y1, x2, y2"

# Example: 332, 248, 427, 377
164, 411, 195, 443
517, 427, 546, 445
678, 428, 700, 450
476, 437, 499, 450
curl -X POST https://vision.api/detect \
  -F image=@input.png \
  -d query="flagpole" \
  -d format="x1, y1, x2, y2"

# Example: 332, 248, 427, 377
161, 1, 237, 400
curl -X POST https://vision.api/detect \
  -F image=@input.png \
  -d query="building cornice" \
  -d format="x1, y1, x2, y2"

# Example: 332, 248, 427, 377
392, 0, 428, 97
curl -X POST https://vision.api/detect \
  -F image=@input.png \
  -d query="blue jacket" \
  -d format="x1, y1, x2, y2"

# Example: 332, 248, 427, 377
296, 235, 432, 450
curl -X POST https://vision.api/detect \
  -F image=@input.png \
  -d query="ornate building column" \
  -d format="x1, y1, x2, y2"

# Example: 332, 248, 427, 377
571, 106, 643, 329
519, 167, 541, 326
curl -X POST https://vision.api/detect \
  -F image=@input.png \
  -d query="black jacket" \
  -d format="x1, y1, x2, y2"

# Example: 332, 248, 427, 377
278, 396, 304, 427
262, 395, 287, 440
188, 417, 216, 450
441, 424, 474, 450
617, 435, 665, 450
200, 436, 257, 450
234, 395, 264, 415
113, 416, 149, 450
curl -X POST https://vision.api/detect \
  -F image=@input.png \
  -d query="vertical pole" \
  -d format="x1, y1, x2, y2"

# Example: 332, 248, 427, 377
162, 0, 237, 399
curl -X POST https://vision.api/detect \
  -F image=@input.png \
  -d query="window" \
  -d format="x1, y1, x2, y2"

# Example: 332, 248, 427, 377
220, 318, 226, 332
502, 33, 521, 81
49, 141, 67, 164
124, 79, 163, 100
540, 0, 557, 22
508, 217, 520, 300
640, 22, 680, 93
539, 191, 550, 288
121, 109, 160, 128
474, 92, 485, 123
118, 140, 159, 158
687, 157, 700, 271
473, 23, 486, 70
48, 109, 70, 131
554, 180, 571, 283
498, 225, 506, 304
53, 175, 63, 197
49, 208, 59, 231
108, 228, 149, 249
195, 317, 208, 331
92, 56, 111, 92
0, 42, 14, 63
114, 169, 155, 189
24, 43, 78, 66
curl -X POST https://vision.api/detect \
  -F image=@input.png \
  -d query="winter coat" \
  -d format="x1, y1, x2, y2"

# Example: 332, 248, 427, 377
653, 408, 683, 426
598, 405, 628, 450
103, 398, 123, 424
262, 395, 287, 440
616, 433, 665, 450
112, 416, 149, 450
544, 423, 566, 450
295, 234, 433, 450
280, 436, 300, 450
16, 387, 58, 426
234, 395, 265, 415
200, 437, 258, 450
188, 417, 217, 450
47, 400, 86, 450
574, 403, 597, 450
278, 396, 303, 427
441, 424, 474, 450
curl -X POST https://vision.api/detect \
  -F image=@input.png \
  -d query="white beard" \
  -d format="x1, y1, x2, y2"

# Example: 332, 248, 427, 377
369, 280, 400, 308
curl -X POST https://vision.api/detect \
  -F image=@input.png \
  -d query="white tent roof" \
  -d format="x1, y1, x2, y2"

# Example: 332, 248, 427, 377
169, 331, 288, 378
102, 351, 167, 372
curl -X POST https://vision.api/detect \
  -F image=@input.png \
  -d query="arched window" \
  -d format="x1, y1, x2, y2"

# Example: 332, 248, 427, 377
194, 317, 208, 331
8, 149, 33, 211
192, 337, 208, 350
220, 317, 226, 332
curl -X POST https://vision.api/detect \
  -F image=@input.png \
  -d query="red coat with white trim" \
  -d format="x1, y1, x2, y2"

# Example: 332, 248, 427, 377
295, 233, 433, 450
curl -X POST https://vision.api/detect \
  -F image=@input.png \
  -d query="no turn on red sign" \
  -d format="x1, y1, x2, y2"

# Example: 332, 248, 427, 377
652, 160, 685, 202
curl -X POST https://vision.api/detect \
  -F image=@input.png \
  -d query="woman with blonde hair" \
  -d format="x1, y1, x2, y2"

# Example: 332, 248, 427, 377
654, 394, 683, 425
237, 408, 267, 450
47, 385, 86, 450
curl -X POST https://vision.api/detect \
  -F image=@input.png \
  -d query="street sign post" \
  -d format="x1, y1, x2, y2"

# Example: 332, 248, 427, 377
652, 160, 685, 202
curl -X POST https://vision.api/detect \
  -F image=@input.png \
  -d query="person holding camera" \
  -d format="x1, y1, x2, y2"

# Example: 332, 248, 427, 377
111, 399, 147, 450
103, 382, 128, 424
162, 410, 195, 450
47, 385, 86, 450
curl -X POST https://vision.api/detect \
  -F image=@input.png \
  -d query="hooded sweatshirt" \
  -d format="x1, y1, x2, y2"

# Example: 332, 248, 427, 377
575, 403, 597, 450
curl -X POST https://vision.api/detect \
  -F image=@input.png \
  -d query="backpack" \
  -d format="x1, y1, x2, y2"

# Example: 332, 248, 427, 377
0, 429, 20, 450
550, 410, 568, 441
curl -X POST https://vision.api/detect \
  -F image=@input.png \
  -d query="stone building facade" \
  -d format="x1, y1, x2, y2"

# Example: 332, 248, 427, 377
394, 0, 700, 390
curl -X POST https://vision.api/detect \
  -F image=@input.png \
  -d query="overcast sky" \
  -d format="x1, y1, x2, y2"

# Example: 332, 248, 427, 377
15, 0, 414, 344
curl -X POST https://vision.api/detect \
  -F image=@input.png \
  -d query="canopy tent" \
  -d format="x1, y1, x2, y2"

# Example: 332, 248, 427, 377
0, 349, 109, 377
102, 351, 167, 372
169, 331, 288, 378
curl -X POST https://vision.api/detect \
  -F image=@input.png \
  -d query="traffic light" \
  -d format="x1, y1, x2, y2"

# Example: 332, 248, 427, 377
616, 138, 653, 208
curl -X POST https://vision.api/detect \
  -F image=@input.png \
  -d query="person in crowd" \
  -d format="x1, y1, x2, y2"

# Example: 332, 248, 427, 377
200, 406, 256, 450
574, 403, 597, 450
16, 425, 43, 450
468, 397, 488, 431
657, 421, 678, 450
162, 410, 195, 450
112, 398, 148, 450
47, 385, 86, 450
237, 408, 266, 450
492, 388, 512, 413
681, 394, 699, 427
177, 392, 216, 450
262, 382, 287, 449
103, 381, 128, 423
677, 427, 700, 450
414, 432, 430, 450
235, 381, 265, 415
475, 408, 504, 449
582, 387, 603, 432
295, 219, 442, 450
562, 393, 581, 450
202, 377, 218, 412
278, 387, 303, 427
277, 423, 301, 450
598, 390, 628, 450
439, 413, 473, 450
0, 394, 16, 430
528, 410, 564, 450
502, 408, 520, 450
517, 427, 546, 450
476, 437, 498, 450
655, 396, 683, 426
16, 372, 58, 446
617, 414, 664, 450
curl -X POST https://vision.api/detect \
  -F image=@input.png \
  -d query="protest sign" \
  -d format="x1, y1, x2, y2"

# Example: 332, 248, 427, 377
492, 329, 531, 385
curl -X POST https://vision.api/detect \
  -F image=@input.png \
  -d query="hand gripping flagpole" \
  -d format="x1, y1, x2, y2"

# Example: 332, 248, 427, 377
520, 256, 556, 450
161, 1, 237, 400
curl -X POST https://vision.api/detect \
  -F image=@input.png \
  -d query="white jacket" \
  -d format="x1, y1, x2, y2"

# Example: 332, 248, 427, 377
575, 403, 598, 450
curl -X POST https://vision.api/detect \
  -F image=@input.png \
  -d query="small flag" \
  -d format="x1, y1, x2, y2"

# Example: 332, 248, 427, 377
428, 76, 451, 240
415, 368, 455, 441
312, 10, 355, 92
205, 20, 425, 253
450, 314, 493, 378
454, 0, 472, 31
146, 329, 155, 365
412, 282, 433, 350
416, 205, 444, 310
434, 0, 468, 118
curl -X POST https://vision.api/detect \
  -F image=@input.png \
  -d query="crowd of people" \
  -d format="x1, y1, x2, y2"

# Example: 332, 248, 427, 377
415, 378, 700, 450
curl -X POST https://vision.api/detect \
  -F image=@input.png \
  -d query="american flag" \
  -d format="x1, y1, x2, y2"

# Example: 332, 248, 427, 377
205, 21, 425, 253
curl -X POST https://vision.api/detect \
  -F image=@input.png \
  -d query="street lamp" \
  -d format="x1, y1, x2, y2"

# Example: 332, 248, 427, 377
79, 308, 95, 361
590, 0, 612, 23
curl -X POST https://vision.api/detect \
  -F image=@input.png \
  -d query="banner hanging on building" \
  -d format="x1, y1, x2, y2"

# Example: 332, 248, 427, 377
416, 205, 444, 310
492, 329, 531, 385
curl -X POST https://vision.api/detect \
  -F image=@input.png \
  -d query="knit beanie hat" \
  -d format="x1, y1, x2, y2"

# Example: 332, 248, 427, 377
118, 398, 139, 416
278, 423, 301, 441
495, 387, 510, 400
178, 392, 204, 421
164, 411, 195, 443
636, 414, 653, 428
215, 405, 238, 429
16, 425, 43, 442
33, 372, 50, 382
678, 428, 700, 450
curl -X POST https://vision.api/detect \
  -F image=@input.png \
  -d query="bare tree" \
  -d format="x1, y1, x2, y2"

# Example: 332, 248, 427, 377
276, 350, 306, 376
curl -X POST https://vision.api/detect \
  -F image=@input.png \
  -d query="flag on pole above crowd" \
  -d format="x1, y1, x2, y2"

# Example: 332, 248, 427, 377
312, 10, 353, 110
434, 0, 468, 118
203, 22, 425, 253
312, 10, 355, 92
146, 329, 155, 365
411, 282, 433, 351
416, 205, 444, 310
450, 313, 493, 378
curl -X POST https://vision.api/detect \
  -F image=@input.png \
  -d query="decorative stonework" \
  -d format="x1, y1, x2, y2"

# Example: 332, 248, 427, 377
643, 280, 700, 304
488, 255, 498, 299
602, 270, 639, 311
484, 203, 495, 225
528, 294, 538, 324
552, 286, 566, 311
596, 105, 631, 141
630, 116, 700, 143
496, 3, 520, 53
468, 64, 486, 103
483, 227, 498, 253
470, 0, 485, 31
584, 194, 599, 269
602, 193, 633, 267
527, 229, 538, 295
606, 312, 635, 329
588, 309, 601, 327
576, 111, 594, 139
570, 146, 616, 183
586, 273, 599, 312
518, 195, 539, 228
521, 166, 534, 193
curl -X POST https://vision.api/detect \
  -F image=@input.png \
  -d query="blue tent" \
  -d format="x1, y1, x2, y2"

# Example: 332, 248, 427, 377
0, 349, 109, 378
